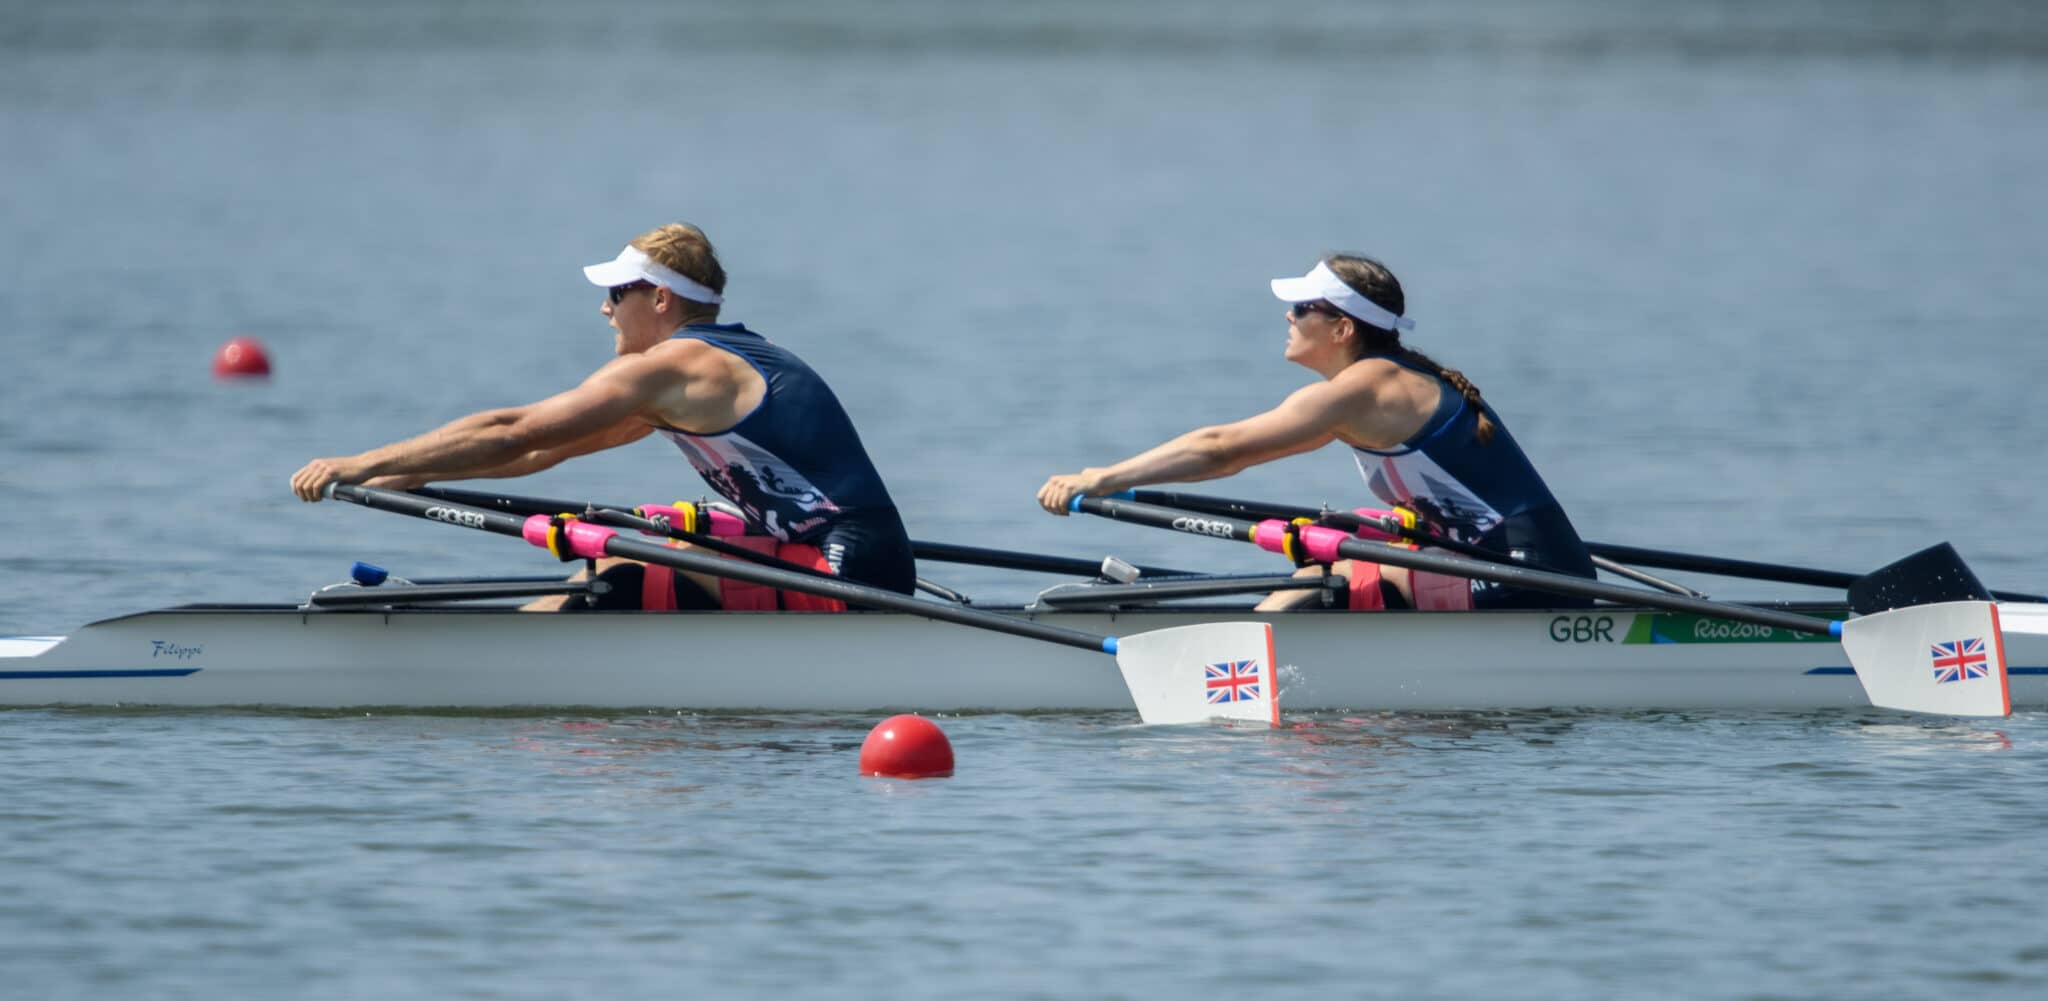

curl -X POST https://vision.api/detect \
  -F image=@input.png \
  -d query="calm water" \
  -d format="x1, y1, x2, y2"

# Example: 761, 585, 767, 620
4, 1, 2048, 997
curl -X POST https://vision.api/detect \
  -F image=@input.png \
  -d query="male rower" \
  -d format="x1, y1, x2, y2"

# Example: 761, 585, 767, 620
290, 223, 915, 611
1036, 254, 1595, 611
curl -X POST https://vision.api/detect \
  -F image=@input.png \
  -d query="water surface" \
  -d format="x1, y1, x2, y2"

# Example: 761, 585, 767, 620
4, 2, 2047, 997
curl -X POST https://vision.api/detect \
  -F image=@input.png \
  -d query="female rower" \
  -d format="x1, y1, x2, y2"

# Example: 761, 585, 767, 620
1035, 254, 1595, 611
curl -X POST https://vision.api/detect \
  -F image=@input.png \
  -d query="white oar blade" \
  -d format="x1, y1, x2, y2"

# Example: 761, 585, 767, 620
1114, 622, 1278, 727
1839, 600, 2011, 717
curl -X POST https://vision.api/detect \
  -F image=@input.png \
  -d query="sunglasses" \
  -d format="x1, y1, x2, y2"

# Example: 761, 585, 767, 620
1289, 300, 1344, 320
607, 281, 655, 305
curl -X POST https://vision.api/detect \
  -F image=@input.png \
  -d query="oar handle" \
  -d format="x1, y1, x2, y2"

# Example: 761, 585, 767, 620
332, 484, 1125, 654
1073, 495, 1844, 637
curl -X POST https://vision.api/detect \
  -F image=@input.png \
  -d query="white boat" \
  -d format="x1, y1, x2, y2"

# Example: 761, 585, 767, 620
8, 599, 2047, 712
10, 485, 2023, 718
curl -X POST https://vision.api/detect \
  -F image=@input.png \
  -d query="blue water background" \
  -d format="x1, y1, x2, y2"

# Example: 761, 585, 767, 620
3, 1, 2048, 997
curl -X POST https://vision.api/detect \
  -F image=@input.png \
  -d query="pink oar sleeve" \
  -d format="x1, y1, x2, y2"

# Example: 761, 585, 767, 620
522, 515, 618, 560
1251, 518, 1365, 565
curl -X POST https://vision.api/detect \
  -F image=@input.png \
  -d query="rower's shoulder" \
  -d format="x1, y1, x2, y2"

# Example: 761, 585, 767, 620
1316, 357, 1408, 399
1334, 356, 1407, 383
1337, 356, 1446, 398
578, 340, 713, 391
645, 334, 713, 357
643, 335, 742, 371
640, 336, 764, 400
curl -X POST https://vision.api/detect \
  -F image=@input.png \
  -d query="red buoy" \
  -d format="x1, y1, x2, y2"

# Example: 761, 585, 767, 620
858, 714, 954, 779
212, 336, 272, 378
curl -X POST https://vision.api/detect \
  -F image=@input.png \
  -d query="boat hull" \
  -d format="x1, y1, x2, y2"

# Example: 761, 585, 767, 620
5, 604, 2044, 712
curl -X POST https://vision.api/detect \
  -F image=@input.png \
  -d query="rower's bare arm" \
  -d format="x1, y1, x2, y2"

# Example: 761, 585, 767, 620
291, 358, 679, 500
365, 420, 655, 488
361, 367, 655, 472
1189, 384, 1357, 473
1037, 382, 1353, 514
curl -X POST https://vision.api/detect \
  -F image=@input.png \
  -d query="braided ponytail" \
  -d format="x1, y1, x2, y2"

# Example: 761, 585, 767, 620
1324, 255, 1497, 445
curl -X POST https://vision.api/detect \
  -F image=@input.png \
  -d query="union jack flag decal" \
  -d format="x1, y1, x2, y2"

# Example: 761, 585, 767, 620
1931, 638, 1990, 684
1205, 660, 1263, 704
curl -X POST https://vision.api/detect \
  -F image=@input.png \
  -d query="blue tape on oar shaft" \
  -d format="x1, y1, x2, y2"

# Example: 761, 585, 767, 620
1103, 637, 1119, 654
1830, 621, 1843, 638
1068, 491, 1135, 514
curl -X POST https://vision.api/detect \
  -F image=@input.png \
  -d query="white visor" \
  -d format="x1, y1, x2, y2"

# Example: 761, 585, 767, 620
1269, 261, 1414, 333
582, 245, 724, 305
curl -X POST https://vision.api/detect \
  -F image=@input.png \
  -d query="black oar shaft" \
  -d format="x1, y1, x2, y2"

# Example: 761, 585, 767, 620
910, 540, 1192, 578
1129, 490, 1314, 523
1587, 543, 2040, 603
412, 486, 839, 585
334, 485, 1117, 654
1586, 543, 1855, 589
412, 485, 1194, 579
415, 485, 591, 515
1034, 573, 1343, 608
1131, 488, 2042, 603
1133, 489, 1519, 565
1076, 496, 1841, 636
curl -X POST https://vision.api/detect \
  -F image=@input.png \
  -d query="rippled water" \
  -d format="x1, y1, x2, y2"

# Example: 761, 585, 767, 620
3, 709, 2043, 999
5, 1, 2048, 997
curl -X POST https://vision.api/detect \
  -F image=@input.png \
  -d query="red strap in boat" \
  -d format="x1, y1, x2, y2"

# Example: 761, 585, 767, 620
641, 564, 678, 611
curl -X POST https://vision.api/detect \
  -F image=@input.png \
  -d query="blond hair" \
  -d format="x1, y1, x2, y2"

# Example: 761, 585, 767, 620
631, 223, 726, 310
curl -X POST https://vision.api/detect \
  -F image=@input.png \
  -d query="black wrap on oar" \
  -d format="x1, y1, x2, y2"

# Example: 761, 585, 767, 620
1847, 543, 1993, 615
1271, 518, 1314, 568
541, 515, 578, 562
